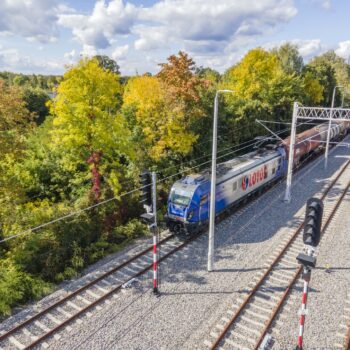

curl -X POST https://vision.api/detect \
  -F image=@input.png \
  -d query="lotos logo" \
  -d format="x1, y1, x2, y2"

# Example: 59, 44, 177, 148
242, 165, 268, 190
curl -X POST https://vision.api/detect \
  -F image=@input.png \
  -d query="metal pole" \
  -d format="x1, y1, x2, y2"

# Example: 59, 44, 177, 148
208, 89, 233, 272
296, 267, 310, 350
296, 246, 314, 350
151, 172, 159, 295
208, 92, 219, 272
324, 87, 337, 169
284, 102, 299, 203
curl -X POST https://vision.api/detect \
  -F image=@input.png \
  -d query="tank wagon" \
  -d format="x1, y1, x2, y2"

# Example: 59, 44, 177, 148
165, 121, 349, 234
283, 121, 349, 166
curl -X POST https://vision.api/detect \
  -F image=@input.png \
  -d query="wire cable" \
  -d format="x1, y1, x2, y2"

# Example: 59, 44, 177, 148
0, 119, 321, 244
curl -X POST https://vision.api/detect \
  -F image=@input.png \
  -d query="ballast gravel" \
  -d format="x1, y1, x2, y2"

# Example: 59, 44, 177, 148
270, 186, 350, 349
1, 140, 349, 350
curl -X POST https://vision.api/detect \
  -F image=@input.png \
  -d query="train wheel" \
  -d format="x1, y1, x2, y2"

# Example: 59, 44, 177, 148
172, 223, 182, 234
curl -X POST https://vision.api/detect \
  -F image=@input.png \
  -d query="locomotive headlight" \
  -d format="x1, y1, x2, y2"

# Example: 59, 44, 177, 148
187, 210, 194, 220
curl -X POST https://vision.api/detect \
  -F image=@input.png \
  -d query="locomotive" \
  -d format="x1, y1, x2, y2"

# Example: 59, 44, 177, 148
165, 121, 349, 234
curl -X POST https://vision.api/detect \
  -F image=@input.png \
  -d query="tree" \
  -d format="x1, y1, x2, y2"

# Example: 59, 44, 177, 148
123, 52, 208, 162
221, 48, 305, 143
0, 80, 34, 156
302, 71, 324, 105
157, 51, 203, 111
272, 43, 304, 75
306, 52, 338, 106
123, 75, 198, 160
13, 75, 30, 86
22, 88, 50, 124
94, 55, 120, 75
0, 80, 34, 234
49, 58, 132, 202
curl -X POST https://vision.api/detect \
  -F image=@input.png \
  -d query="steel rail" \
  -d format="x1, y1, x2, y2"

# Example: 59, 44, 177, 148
23, 231, 201, 350
209, 159, 350, 350
1, 137, 345, 349
254, 180, 350, 349
0, 233, 175, 343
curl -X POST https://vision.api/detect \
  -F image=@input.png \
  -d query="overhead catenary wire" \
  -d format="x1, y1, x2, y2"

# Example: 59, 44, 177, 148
0, 119, 318, 244
156, 119, 316, 175
0, 135, 280, 244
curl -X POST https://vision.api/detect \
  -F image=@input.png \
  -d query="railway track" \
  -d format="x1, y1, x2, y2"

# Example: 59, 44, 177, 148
0, 178, 277, 349
204, 159, 350, 350
0, 140, 346, 350
0, 231, 199, 349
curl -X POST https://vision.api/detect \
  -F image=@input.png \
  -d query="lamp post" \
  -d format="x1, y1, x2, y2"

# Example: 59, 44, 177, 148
325, 85, 343, 169
208, 89, 234, 272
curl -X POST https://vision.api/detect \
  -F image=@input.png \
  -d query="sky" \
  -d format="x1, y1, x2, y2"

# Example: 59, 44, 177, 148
0, 0, 349, 76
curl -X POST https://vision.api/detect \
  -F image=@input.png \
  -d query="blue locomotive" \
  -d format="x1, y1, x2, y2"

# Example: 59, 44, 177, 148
165, 146, 287, 234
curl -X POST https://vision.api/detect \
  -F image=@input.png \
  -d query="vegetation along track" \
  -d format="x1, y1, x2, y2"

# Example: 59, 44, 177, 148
205, 159, 350, 350
0, 232, 187, 349
0, 143, 344, 350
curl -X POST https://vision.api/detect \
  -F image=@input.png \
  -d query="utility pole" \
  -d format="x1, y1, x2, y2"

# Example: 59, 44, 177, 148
284, 102, 299, 203
151, 172, 159, 295
139, 171, 159, 295
208, 89, 234, 272
325, 85, 343, 169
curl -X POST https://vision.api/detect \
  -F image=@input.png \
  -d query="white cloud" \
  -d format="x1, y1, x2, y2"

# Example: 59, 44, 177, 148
311, 0, 332, 10
64, 49, 81, 64
136, 0, 297, 54
111, 45, 129, 60
58, 0, 137, 50
0, 0, 63, 43
335, 41, 350, 59
292, 39, 325, 57
0, 46, 63, 74
264, 39, 326, 59
134, 26, 170, 51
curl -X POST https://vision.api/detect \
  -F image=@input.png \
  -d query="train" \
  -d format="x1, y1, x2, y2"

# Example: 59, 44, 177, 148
165, 121, 349, 234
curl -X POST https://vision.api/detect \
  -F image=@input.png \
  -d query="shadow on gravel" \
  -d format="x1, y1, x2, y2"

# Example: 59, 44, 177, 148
214, 267, 264, 273
160, 144, 350, 290
160, 290, 235, 296
214, 147, 350, 250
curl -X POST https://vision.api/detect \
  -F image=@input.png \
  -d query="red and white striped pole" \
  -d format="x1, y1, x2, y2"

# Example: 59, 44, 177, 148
297, 271, 310, 350
151, 172, 159, 296
152, 228, 159, 294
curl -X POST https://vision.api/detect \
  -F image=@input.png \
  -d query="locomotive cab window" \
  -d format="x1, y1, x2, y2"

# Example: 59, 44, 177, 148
200, 195, 208, 205
170, 191, 191, 206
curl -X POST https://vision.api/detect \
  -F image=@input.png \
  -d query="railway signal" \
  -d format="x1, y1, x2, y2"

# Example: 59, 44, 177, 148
295, 197, 323, 350
139, 171, 152, 209
303, 198, 323, 247
139, 171, 160, 296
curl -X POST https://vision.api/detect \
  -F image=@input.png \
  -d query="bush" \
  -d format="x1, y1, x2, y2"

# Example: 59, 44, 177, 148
0, 261, 52, 316
108, 219, 148, 244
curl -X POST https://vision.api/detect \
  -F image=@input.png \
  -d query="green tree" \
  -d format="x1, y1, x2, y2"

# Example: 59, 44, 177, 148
221, 48, 305, 143
13, 75, 30, 86
123, 75, 197, 160
123, 52, 208, 162
272, 43, 304, 75
0, 80, 34, 156
94, 55, 120, 74
22, 87, 50, 124
306, 52, 338, 106
49, 58, 132, 202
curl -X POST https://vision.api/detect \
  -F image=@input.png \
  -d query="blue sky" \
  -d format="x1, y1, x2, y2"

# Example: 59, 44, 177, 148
0, 0, 349, 75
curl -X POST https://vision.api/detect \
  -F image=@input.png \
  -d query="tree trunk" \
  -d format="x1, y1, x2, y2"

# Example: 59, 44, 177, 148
87, 151, 102, 202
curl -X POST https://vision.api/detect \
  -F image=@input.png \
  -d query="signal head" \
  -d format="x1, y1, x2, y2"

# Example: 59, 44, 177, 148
303, 197, 323, 247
